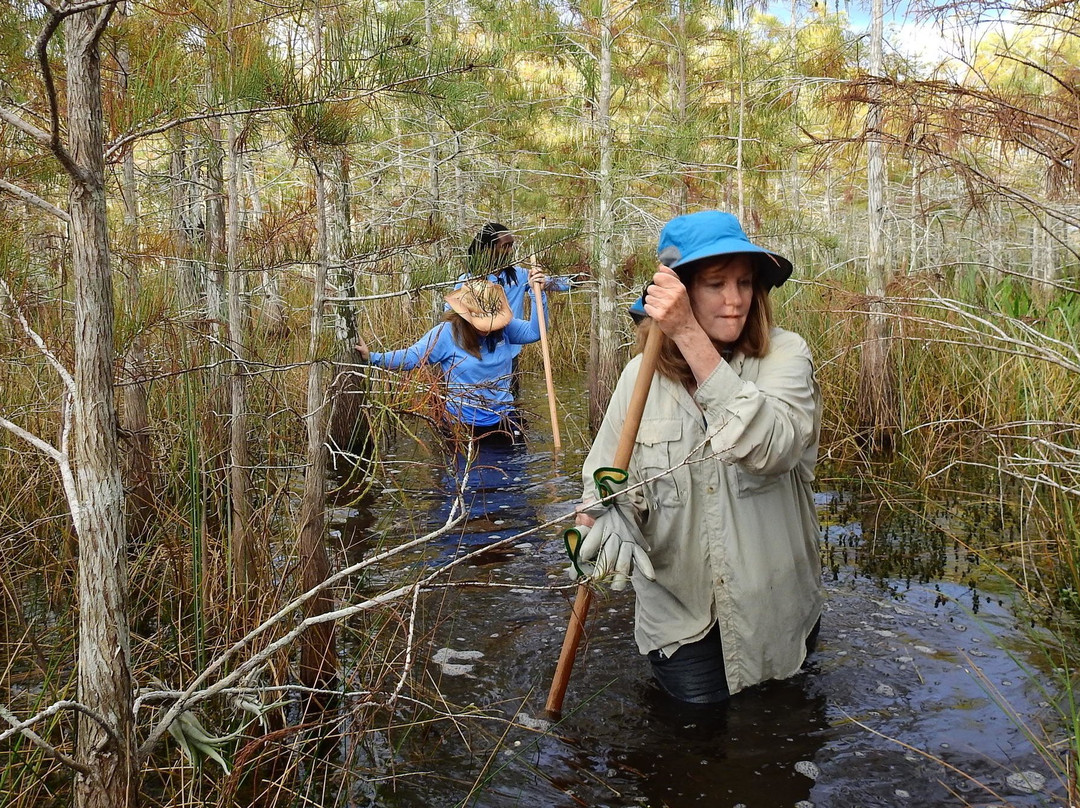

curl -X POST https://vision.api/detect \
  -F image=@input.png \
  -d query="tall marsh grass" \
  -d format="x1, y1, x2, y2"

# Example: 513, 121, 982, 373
3, 233, 1080, 805
788, 265, 1080, 610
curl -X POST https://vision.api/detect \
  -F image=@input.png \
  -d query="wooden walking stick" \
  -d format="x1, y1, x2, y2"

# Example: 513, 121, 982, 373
530, 226, 562, 451
545, 321, 665, 718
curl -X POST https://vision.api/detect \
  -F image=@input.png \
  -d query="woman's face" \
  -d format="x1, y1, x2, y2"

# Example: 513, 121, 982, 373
688, 256, 755, 346
493, 233, 515, 263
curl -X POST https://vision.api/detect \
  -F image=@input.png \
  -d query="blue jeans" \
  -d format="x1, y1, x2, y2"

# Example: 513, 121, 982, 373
648, 618, 821, 704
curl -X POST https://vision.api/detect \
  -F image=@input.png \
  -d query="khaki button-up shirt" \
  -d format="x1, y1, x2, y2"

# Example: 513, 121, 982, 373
581, 327, 825, 695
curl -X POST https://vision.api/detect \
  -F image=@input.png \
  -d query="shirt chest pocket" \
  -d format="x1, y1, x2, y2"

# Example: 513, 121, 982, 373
734, 466, 783, 498
634, 419, 690, 508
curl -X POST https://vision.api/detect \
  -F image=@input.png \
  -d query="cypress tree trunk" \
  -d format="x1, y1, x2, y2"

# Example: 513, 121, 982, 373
246, 160, 289, 336
117, 8, 154, 545
424, 0, 440, 220
205, 112, 227, 331
588, 0, 621, 431
326, 148, 368, 457
786, 0, 801, 231
226, 109, 257, 602
62, 5, 137, 806
671, 0, 688, 214
298, 159, 340, 699
295, 0, 341, 702
735, 1, 746, 224
1031, 161, 1061, 306
1030, 216, 1053, 305
170, 126, 202, 313
856, 0, 898, 453
202, 69, 232, 603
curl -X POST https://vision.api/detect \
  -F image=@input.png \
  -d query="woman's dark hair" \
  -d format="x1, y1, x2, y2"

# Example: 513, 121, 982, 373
468, 222, 510, 257
467, 223, 513, 277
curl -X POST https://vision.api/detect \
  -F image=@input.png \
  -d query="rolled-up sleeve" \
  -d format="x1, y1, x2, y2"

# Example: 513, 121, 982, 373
694, 330, 818, 477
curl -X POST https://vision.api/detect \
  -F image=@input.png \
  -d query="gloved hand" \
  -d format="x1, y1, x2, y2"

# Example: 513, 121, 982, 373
575, 507, 655, 591
564, 467, 655, 591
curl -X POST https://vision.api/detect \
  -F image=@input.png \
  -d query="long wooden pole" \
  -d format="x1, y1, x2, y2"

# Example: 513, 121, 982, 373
530, 246, 562, 451
545, 322, 664, 718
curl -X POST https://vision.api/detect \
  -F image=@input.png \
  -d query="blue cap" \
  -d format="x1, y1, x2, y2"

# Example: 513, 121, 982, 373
657, 210, 792, 290
628, 295, 646, 323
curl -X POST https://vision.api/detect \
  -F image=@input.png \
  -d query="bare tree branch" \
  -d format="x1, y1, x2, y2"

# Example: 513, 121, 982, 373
390, 584, 423, 708
30, 0, 118, 185
0, 178, 71, 222
136, 495, 470, 756
0, 415, 65, 464
0, 276, 77, 395
0, 702, 94, 774
34, 10, 87, 185
86, 1, 117, 47
0, 107, 52, 147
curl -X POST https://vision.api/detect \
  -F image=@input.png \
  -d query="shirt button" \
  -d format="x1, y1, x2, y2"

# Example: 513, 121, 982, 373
707, 486, 716, 494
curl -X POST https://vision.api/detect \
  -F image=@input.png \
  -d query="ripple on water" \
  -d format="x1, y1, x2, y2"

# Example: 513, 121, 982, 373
342, 413, 1066, 808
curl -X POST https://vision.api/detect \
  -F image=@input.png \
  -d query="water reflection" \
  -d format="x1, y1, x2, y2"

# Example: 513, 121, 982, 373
433, 436, 540, 565
319, 381, 1067, 808
583, 678, 830, 808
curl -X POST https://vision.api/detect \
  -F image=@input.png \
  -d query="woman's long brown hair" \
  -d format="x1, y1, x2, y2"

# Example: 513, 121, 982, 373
635, 261, 774, 388
447, 311, 483, 358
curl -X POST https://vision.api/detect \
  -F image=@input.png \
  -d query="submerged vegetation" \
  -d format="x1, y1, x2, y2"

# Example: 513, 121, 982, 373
1, 0, 1080, 802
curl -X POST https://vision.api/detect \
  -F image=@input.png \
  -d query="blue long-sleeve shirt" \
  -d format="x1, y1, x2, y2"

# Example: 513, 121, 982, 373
369, 312, 542, 428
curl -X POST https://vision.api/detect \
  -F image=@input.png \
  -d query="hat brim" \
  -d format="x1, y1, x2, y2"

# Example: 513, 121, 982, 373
444, 283, 513, 335
670, 241, 792, 290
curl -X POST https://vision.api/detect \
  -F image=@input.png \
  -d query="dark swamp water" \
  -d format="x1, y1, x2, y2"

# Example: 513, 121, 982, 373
321, 374, 1072, 808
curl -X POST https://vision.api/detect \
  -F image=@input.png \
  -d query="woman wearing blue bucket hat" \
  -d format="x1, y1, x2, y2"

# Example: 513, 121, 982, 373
571, 210, 823, 704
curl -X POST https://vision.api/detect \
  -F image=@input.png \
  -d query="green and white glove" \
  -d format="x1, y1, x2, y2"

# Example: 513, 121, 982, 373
564, 467, 655, 591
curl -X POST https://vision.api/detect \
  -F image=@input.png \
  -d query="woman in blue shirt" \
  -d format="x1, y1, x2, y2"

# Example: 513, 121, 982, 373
465, 223, 573, 324
355, 275, 546, 441
463, 223, 577, 396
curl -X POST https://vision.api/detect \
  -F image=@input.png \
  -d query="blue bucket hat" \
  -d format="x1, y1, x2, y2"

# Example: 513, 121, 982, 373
657, 210, 792, 290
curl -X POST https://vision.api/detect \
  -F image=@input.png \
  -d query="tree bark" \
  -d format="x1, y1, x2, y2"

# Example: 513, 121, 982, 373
295, 0, 341, 701
226, 107, 257, 602
325, 148, 369, 457
588, 0, 621, 432
63, 5, 137, 806
424, 0, 440, 220
1031, 215, 1054, 305
246, 160, 289, 336
671, 0, 688, 214
117, 6, 154, 545
786, 0, 801, 236
170, 126, 202, 314
856, 0, 898, 453
453, 131, 467, 231
735, 1, 746, 224
204, 113, 227, 331
298, 159, 340, 699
